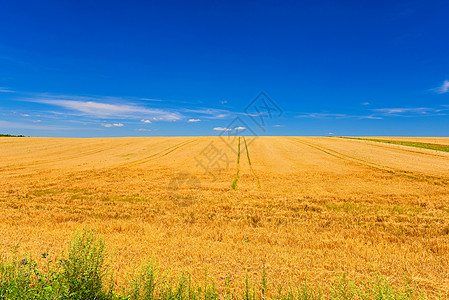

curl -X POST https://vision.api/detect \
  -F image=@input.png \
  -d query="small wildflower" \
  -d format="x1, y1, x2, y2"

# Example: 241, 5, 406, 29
20, 258, 27, 265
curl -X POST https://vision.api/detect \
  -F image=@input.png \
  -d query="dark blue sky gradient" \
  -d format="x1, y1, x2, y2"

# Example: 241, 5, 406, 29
0, 0, 448, 137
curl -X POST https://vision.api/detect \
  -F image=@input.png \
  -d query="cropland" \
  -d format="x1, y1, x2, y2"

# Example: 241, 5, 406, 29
1, 136, 449, 297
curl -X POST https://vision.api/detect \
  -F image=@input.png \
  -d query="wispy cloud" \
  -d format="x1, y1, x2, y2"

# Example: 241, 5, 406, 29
362, 115, 383, 119
140, 98, 164, 102
0, 120, 69, 130
20, 113, 30, 117
298, 113, 350, 119
0, 86, 15, 93
184, 108, 231, 119
297, 106, 448, 119
372, 107, 444, 116
188, 118, 201, 122
0, 87, 14, 93
437, 80, 449, 94
137, 128, 151, 131
273, 124, 285, 127
25, 94, 182, 121
101, 123, 124, 128
141, 119, 152, 123
297, 112, 382, 119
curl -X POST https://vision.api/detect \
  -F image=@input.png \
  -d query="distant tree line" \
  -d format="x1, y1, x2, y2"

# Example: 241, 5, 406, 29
0, 134, 28, 137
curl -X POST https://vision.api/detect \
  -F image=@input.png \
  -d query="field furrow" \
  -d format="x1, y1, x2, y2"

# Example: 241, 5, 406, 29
1, 136, 449, 297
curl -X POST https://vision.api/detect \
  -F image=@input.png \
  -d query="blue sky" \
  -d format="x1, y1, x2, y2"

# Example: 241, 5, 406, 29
0, 0, 448, 137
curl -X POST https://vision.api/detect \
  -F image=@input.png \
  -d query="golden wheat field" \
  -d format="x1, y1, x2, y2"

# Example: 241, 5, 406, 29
1, 136, 449, 295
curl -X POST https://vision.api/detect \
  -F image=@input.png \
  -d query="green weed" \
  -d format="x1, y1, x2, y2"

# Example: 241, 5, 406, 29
0, 229, 433, 300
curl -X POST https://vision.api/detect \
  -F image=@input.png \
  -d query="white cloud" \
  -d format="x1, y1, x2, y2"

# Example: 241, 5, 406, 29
215, 114, 229, 118
298, 106, 448, 120
437, 80, 449, 94
0, 120, 68, 130
20, 113, 30, 117
362, 115, 383, 119
213, 126, 246, 131
373, 107, 436, 115
362, 102, 370, 105
101, 123, 124, 128
297, 112, 383, 120
27, 94, 182, 120
188, 119, 201, 122
140, 98, 163, 102
297, 113, 349, 119
245, 112, 263, 117
0, 87, 14, 93
220, 100, 228, 104
141, 119, 152, 123
273, 124, 285, 127
213, 127, 232, 131
33, 120, 41, 123
137, 129, 151, 131
184, 108, 230, 119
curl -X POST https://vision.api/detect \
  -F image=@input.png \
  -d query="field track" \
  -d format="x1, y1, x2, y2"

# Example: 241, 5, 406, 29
1, 136, 449, 295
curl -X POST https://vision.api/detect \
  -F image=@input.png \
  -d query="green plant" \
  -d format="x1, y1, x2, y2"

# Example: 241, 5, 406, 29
232, 137, 241, 190
131, 259, 158, 300
0, 229, 431, 300
0, 252, 65, 299
62, 227, 108, 299
260, 265, 268, 299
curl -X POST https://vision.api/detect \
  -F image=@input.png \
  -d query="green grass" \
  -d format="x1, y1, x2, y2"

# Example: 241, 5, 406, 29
238, 136, 241, 165
243, 137, 251, 166
232, 137, 241, 191
340, 137, 449, 153
231, 170, 240, 191
0, 228, 435, 299
243, 136, 261, 189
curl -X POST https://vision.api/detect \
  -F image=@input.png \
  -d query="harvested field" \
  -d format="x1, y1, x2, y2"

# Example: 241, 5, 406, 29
1, 136, 449, 296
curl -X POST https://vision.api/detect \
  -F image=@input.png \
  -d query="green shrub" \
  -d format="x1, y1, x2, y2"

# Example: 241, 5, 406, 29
62, 227, 108, 299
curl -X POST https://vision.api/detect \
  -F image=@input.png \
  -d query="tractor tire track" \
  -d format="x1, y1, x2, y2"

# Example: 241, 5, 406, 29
336, 137, 449, 158
0, 140, 141, 172
120, 139, 196, 168
288, 137, 449, 186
